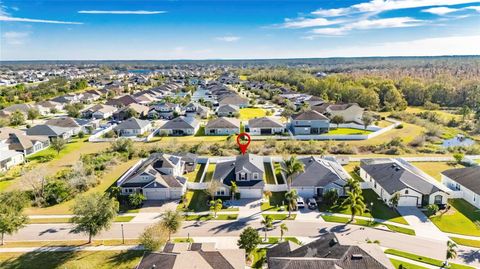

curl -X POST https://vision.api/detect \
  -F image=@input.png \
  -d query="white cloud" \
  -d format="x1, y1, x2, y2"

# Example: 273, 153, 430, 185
281, 17, 343, 29
311, 8, 351, 17
216, 36, 241, 42
422, 7, 460, 15
310, 27, 347, 36
78, 10, 166, 15
0, 15, 83, 24
3, 31, 29, 45
352, 0, 480, 13
466, 5, 480, 11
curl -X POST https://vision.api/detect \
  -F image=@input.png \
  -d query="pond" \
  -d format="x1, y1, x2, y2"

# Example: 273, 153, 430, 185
442, 135, 475, 148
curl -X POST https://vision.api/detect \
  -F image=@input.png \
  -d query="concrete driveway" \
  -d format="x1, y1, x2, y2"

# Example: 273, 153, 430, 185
397, 206, 449, 241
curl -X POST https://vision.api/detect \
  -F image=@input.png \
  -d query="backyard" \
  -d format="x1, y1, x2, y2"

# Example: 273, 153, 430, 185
238, 108, 267, 120
322, 127, 372, 135
203, 164, 216, 182
185, 163, 204, 182
428, 199, 480, 236
261, 191, 286, 211
412, 162, 459, 181
263, 162, 277, 184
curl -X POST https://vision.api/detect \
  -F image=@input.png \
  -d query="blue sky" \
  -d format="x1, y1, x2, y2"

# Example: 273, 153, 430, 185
1, 0, 479, 60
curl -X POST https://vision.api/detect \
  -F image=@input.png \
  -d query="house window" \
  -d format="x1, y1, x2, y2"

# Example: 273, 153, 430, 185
240, 172, 246, 181
434, 195, 442, 204
405, 189, 409, 194
253, 173, 259, 180
455, 183, 461, 191
216, 189, 225, 196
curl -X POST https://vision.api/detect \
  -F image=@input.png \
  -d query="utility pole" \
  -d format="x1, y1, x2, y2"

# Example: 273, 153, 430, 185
121, 224, 125, 244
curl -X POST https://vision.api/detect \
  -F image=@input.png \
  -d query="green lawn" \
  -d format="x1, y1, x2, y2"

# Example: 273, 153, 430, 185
261, 191, 286, 211
263, 237, 302, 245
390, 259, 428, 269
384, 249, 474, 269
184, 213, 238, 221
179, 190, 238, 213
0, 250, 144, 269
172, 237, 194, 243
318, 189, 407, 225
450, 237, 480, 248
412, 162, 459, 181
322, 128, 372, 135
185, 164, 203, 182
273, 163, 285, 184
0, 239, 140, 248
203, 164, 216, 182
239, 108, 267, 120
262, 213, 296, 220
321, 215, 415, 235
384, 224, 416, 236
251, 248, 267, 269
429, 199, 480, 236
264, 162, 276, 184
27, 215, 134, 224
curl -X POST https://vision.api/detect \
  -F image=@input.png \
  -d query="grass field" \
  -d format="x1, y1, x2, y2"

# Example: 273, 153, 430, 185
261, 191, 286, 211
389, 258, 428, 269
429, 199, 480, 236
450, 237, 480, 248
262, 213, 296, 220
321, 215, 414, 235
25, 159, 139, 215
263, 237, 302, 245
1, 239, 140, 248
406, 107, 461, 121
184, 213, 238, 221
385, 249, 474, 269
264, 162, 276, 184
0, 250, 144, 269
322, 128, 372, 135
412, 162, 459, 181
203, 164, 216, 182
239, 108, 267, 120
185, 164, 203, 182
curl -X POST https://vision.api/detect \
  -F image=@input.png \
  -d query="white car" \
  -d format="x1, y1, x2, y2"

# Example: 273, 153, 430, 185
296, 197, 305, 209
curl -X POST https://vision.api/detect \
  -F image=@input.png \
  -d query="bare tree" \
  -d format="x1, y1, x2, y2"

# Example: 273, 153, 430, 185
20, 167, 48, 206
68, 161, 98, 192
205, 180, 221, 201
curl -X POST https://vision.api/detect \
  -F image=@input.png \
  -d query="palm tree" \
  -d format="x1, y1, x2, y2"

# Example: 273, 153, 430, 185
230, 182, 238, 200
276, 156, 304, 190
261, 215, 273, 241
341, 190, 366, 223
345, 178, 361, 193
161, 210, 183, 242
445, 240, 458, 266
284, 190, 299, 218
280, 223, 288, 241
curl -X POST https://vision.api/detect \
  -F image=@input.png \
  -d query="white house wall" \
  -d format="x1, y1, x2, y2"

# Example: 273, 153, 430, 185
442, 174, 480, 209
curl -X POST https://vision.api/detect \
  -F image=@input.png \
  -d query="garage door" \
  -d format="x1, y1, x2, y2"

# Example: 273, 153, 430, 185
239, 189, 262, 199
144, 189, 168, 200
294, 188, 315, 199
260, 128, 271, 135
398, 196, 418, 207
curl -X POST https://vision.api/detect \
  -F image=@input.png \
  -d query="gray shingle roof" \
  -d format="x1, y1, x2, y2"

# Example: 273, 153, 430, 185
116, 117, 151, 130
442, 167, 480, 195
291, 157, 349, 188
205, 117, 240, 129
26, 125, 70, 137
217, 104, 239, 113
45, 117, 80, 128
291, 110, 329, 121
160, 116, 199, 130
248, 117, 284, 128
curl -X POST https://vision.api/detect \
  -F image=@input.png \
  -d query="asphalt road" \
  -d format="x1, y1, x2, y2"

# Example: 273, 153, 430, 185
5, 220, 480, 267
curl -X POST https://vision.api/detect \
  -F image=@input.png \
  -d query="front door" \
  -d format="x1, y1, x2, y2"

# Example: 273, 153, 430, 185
422, 195, 429, 207
316, 187, 324, 197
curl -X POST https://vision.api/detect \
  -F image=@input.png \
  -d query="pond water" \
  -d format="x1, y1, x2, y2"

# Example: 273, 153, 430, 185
442, 135, 475, 148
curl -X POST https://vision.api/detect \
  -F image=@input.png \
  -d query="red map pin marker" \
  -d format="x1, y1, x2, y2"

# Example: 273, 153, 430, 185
236, 132, 251, 155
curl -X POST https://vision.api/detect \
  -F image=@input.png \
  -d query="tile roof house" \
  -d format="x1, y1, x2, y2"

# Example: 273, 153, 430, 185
442, 167, 480, 209
136, 242, 245, 269
159, 116, 200, 136
114, 117, 152, 137
267, 233, 394, 269
212, 154, 265, 198
216, 104, 239, 117
0, 127, 50, 156
360, 159, 449, 207
291, 156, 350, 198
247, 117, 285, 136
205, 117, 240, 136
290, 110, 330, 135
117, 153, 187, 200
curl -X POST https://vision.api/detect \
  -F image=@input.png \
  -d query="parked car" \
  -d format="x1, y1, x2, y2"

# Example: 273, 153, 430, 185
296, 197, 305, 209
307, 198, 317, 210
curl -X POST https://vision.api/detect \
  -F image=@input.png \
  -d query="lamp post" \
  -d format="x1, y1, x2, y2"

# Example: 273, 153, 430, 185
369, 202, 374, 224
121, 224, 125, 244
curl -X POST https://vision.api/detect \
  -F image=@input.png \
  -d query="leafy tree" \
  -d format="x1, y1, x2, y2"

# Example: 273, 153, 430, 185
9, 110, 25, 126
237, 227, 262, 258
445, 240, 458, 267
27, 108, 40, 124
0, 191, 29, 245
285, 190, 299, 218
230, 181, 238, 200
65, 104, 81, 118
453, 153, 464, 166
110, 138, 133, 154
460, 106, 471, 121
124, 108, 139, 119
389, 192, 400, 210
209, 199, 223, 218
161, 210, 182, 241
345, 178, 361, 193
71, 192, 119, 243
341, 190, 366, 222
361, 113, 374, 130
50, 137, 67, 155
331, 115, 344, 128
276, 156, 304, 190
128, 193, 146, 208
205, 180, 221, 201
324, 189, 339, 206
261, 215, 273, 241
139, 223, 168, 251
280, 223, 288, 241
44, 180, 73, 206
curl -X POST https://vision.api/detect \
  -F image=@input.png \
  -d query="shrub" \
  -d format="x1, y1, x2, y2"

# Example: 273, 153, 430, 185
78, 131, 85, 138
139, 223, 168, 251
426, 204, 439, 216
324, 189, 339, 206
44, 180, 73, 206
128, 193, 146, 208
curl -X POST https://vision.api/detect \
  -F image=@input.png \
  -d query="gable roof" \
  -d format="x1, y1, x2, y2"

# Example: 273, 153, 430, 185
218, 95, 248, 106
291, 110, 329, 121
248, 117, 284, 128
212, 154, 265, 188
442, 167, 480, 195
361, 159, 445, 195
292, 156, 350, 187
235, 153, 264, 174
205, 117, 240, 129
106, 95, 138, 107
217, 104, 239, 113
116, 118, 151, 130
160, 116, 199, 130
45, 117, 80, 128
267, 233, 393, 269
26, 125, 71, 137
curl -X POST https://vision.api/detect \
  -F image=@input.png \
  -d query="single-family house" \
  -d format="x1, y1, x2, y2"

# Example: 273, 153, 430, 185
313, 103, 364, 124
290, 110, 330, 135
247, 117, 285, 135
148, 103, 181, 119
159, 116, 200, 136
115, 117, 152, 137
117, 153, 187, 200
442, 167, 480, 209
218, 95, 249, 108
267, 233, 394, 269
216, 104, 239, 117
105, 95, 138, 108
185, 103, 210, 119
36, 100, 63, 113
136, 242, 245, 269
290, 156, 350, 198
45, 117, 83, 135
82, 104, 117, 119
0, 127, 50, 156
0, 142, 25, 172
212, 154, 265, 198
113, 103, 150, 121
204, 117, 240, 135
26, 124, 74, 140
360, 159, 449, 207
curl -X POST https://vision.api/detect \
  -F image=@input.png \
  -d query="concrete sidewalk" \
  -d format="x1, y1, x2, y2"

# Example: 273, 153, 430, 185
397, 207, 449, 241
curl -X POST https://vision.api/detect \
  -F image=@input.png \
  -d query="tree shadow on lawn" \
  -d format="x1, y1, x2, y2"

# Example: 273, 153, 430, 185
458, 249, 480, 264
0, 250, 76, 269
107, 250, 144, 267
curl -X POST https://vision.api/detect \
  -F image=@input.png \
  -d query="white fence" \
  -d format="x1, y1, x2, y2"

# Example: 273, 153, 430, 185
116, 159, 144, 187
334, 122, 381, 131
360, 182, 372, 189
88, 124, 116, 142
187, 182, 209, 190
264, 183, 288, 192
448, 190, 464, 199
